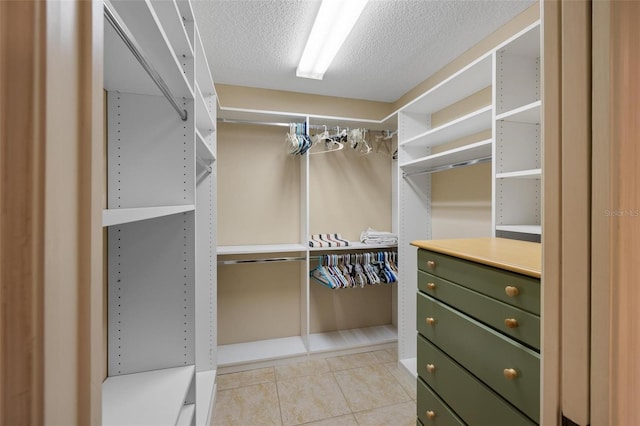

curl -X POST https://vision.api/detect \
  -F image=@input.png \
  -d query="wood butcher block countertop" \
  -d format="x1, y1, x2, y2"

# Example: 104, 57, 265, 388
411, 237, 541, 278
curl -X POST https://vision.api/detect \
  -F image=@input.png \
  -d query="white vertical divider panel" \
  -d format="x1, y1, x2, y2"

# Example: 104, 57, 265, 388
107, 92, 195, 208
492, 51, 498, 236
397, 111, 432, 372
108, 212, 196, 375
301, 120, 310, 349
391, 137, 399, 328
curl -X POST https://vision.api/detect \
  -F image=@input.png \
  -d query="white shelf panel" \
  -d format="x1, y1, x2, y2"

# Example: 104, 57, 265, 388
104, 0, 193, 98
496, 225, 541, 235
400, 139, 492, 173
498, 21, 540, 58
309, 242, 397, 251
102, 365, 195, 426
196, 371, 216, 426
149, 0, 193, 57
196, 130, 215, 164
217, 244, 307, 255
309, 325, 397, 353
196, 84, 216, 135
496, 168, 541, 179
403, 53, 493, 115
496, 100, 541, 124
399, 357, 417, 379
176, 404, 195, 426
401, 106, 492, 148
218, 336, 307, 367
102, 205, 195, 227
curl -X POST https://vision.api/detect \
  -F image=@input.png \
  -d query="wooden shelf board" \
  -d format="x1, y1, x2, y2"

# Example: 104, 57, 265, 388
401, 106, 492, 148
496, 168, 541, 179
195, 31, 216, 97
308, 325, 397, 353
196, 129, 215, 164
496, 100, 541, 124
196, 84, 216, 134
309, 241, 397, 251
149, 0, 193, 57
102, 365, 194, 426
176, 404, 195, 426
218, 336, 307, 367
400, 139, 492, 173
102, 205, 195, 227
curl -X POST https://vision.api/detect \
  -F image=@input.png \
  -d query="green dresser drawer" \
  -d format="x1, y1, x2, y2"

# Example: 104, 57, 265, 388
417, 378, 465, 426
417, 334, 536, 425
418, 270, 540, 350
417, 292, 540, 422
418, 249, 540, 315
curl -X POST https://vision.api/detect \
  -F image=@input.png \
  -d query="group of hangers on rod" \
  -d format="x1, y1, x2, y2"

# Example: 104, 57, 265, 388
311, 251, 398, 289
286, 122, 397, 156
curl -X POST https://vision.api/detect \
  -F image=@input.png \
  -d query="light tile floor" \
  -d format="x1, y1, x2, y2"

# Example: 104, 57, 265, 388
213, 348, 417, 426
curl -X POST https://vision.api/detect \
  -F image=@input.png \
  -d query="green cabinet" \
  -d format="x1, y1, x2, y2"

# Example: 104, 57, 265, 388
416, 248, 541, 424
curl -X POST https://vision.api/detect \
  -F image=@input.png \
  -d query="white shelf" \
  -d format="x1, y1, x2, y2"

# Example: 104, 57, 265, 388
104, 0, 193, 98
308, 325, 397, 353
176, 404, 195, 426
496, 100, 541, 124
309, 241, 397, 251
149, 0, 194, 57
196, 370, 216, 426
196, 84, 216, 135
196, 130, 215, 164
403, 53, 493, 115
399, 357, 417, 379
401, 105, 492, 148
102, 365, 195, 426
217, 243, 307, 255
102, 205, 195, 227
218, 336, 307, 367
496, 224, 541, 235
496, 168, 541, 179
400, 139, 492, 173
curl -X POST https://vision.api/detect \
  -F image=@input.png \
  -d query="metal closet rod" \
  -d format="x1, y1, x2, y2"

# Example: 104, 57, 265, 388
218, 252, 397, 265
104, 0, 188, 122
403, 156, 492, 178
217, 118, 396, 133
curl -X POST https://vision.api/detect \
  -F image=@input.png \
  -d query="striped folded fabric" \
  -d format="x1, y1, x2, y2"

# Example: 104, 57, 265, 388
308, 233, 350, 247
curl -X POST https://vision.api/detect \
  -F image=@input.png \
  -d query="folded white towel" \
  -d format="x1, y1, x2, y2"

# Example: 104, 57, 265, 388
360, 227, 398, 245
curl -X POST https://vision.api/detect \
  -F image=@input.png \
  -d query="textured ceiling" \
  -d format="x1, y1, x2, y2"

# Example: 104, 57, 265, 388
192, 0, 535, 103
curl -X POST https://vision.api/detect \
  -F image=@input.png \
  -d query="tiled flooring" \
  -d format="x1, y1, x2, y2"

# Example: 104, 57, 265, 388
212, 348, 417, 426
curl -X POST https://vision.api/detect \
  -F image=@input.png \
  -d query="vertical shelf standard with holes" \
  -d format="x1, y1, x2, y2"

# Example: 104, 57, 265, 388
493, 21, 541, 243
103, 0, 217, 424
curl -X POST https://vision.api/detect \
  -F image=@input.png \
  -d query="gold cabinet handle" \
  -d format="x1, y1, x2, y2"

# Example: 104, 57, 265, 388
426, 410, 436, 420
505, 286, 520, 297
503, 368, 518, 380
426, 363, 436, 373
426, 282, 436, 290
426, 260, 436, 269
426, 317, 436, 325
504, 318, 519, 328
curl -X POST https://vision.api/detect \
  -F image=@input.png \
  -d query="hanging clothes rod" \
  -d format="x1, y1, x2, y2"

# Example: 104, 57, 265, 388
104, 0, 188, 122
403, 156, 491, 178
218, 256, 306, 265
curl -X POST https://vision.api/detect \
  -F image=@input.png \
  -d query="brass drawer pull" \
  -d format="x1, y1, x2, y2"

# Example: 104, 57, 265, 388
426, 282, 436, 290
504, 318, 519, 328
426, 410, 436, 420
505, 285, 520, 297
425, 317, 436, 325
503, 368, 518, 380
426, 363, 436, 373
426, 260, 436, 269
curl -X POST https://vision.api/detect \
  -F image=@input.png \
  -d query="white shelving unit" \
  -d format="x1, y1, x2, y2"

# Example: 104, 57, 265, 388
103, 1, 217, 424
216, 110, 398, 371
396, 48, 495, 377
493, 22, 541, 242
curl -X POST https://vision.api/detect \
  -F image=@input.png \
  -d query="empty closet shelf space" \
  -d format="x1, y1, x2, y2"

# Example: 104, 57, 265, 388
311, 252, 398, 289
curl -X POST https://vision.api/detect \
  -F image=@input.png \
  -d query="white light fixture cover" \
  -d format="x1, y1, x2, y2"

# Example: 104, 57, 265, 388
296, 0, 369, 80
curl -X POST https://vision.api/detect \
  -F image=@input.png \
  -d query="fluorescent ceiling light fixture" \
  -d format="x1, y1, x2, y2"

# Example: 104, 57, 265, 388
296, 0, 369, 80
